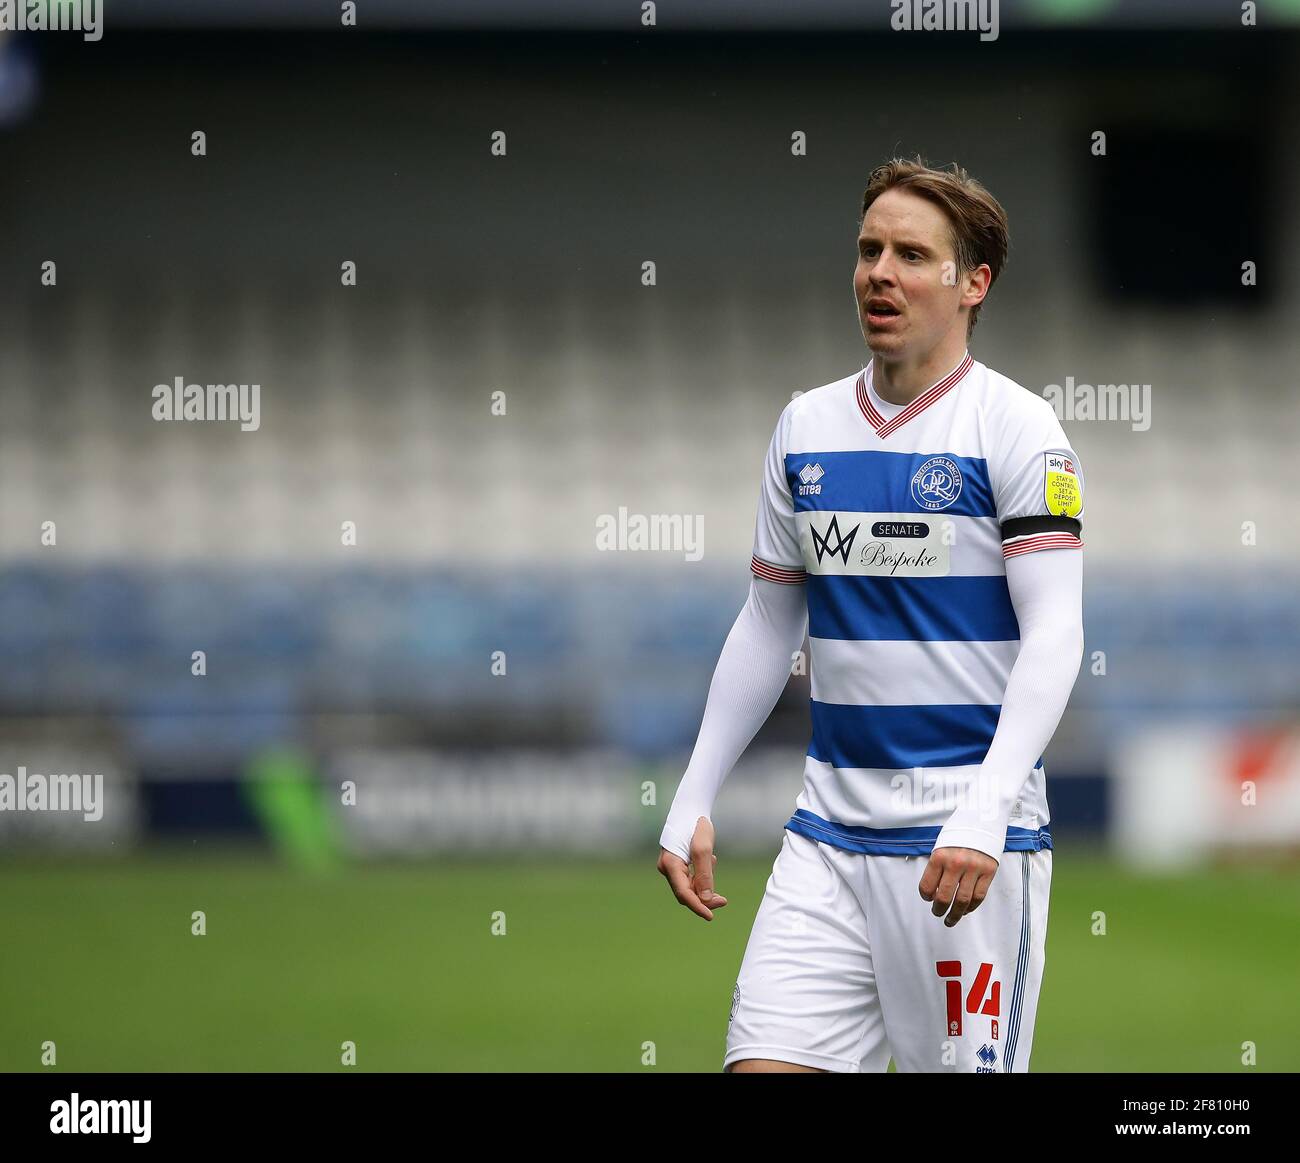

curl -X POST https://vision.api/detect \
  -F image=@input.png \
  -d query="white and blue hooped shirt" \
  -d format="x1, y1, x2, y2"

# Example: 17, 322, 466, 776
750, 350, 1084, 857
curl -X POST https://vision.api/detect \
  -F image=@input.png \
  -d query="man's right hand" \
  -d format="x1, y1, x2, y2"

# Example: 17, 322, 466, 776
657, 815, 729, 921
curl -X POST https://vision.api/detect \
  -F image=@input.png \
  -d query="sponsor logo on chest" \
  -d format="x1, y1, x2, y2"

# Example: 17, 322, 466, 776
798, 511, 951, 577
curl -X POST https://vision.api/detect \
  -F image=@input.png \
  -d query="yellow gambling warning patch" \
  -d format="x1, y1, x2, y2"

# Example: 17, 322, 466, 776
1044, 451, 1082, 518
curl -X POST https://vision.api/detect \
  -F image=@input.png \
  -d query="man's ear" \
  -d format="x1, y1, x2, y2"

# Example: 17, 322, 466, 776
963, 263, 992, 310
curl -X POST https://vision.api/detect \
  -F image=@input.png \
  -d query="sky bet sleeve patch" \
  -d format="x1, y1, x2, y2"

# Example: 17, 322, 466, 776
1043, 451, 1082, 518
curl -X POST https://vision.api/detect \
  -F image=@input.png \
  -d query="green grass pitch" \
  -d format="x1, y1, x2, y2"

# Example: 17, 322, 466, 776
1, 846, 1295, 1072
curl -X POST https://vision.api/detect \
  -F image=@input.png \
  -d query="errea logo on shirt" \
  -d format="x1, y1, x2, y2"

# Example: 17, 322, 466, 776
797, 462, 825, 496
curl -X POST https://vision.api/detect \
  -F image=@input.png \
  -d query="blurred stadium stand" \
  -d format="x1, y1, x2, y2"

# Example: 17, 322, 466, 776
1, 25, 1297, 857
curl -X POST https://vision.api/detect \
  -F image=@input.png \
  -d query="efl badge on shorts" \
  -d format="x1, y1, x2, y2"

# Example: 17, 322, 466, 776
1044, 451, 1082, 518
911, 456, 963, 511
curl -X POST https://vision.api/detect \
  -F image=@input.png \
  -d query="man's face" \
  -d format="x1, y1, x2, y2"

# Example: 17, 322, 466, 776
853, 187, 971, 360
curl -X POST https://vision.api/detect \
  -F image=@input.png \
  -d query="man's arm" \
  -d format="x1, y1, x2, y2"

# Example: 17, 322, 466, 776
933, 545, 1084, 858
661, 398, 807, 919
658, 575, 807, 915
919, 546, 1083, 926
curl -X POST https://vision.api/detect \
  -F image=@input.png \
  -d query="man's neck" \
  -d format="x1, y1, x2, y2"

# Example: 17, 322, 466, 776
872, 341, 969, 406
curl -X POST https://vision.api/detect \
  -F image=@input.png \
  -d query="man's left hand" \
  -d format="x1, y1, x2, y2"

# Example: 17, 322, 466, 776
918, 847, 999, 927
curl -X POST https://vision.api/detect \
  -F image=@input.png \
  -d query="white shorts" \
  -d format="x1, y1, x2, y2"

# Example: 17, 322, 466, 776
724, 828, 1051, 1073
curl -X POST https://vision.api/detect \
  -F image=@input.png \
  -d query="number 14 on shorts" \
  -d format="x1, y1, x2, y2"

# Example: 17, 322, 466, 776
936, 960, 1001, 1040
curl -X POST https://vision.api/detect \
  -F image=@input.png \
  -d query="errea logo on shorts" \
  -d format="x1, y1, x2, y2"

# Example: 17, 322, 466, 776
50, 1093, 151, 1143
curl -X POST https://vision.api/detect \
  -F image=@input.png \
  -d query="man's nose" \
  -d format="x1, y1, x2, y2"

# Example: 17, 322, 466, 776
868, 253, 898, 284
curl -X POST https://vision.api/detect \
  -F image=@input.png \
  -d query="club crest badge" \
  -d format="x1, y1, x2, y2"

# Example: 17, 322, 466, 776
910, 456, 963, 511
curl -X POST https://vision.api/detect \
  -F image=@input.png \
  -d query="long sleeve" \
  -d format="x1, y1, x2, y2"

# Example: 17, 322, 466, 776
658, 576, 809, 863
932, 546, 1084, 862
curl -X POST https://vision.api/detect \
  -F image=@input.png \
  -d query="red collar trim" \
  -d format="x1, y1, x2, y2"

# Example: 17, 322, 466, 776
856, 351, 973, 437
